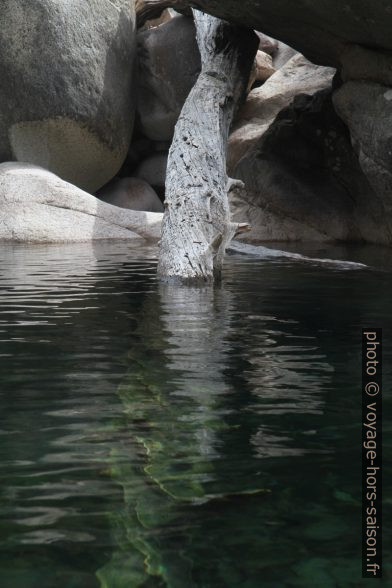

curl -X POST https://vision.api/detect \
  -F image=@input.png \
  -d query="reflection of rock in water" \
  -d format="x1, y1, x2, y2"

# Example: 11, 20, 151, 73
97, 275, 337, 586
3, 242, 388, 586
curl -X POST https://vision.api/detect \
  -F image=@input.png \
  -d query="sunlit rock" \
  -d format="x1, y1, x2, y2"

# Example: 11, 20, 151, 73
0, 163, 162, 243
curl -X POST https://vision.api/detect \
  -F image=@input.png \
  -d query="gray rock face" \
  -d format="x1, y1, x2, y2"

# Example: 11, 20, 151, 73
135, 152, 168, 194
334, 81, 392, 222
255, 32, 278, 57
227, 55, 391, 245
230, 87, 390, 244
142, 7, 173, 28
255, 34, 297, 71
228, 55, 335, 171
96, 177, 164, 212
170, 0, 392, 69
249, 51, 275, 90
0, 163, 162, 243
134, 0, 392, 248
0, 0, 137, 193
137, 15, 201, 141
273, 42, 298, 70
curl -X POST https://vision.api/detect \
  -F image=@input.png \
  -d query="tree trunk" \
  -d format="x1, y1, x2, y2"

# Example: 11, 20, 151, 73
157, 10, 258, 283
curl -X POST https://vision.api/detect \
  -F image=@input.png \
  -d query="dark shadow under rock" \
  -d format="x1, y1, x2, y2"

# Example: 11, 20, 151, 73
230, 89, 390, 244
96, 177, 164, 213
136, 15, 201, 142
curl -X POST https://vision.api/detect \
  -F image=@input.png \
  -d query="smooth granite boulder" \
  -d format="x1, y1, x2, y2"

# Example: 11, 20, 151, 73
0, 0, 137, 192
136, 15, 201, 141
333, 81, 392, 220
136, 0, 392, 246
164, 0, 392, 70
0, 163, 162, 243
229, 88, 390, 244
228, 55, 335, 171
135, 152, 168, 195
96, 177, 164, 212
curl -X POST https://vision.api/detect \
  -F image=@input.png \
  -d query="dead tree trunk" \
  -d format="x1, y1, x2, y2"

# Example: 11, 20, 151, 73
157, 10, 258, 283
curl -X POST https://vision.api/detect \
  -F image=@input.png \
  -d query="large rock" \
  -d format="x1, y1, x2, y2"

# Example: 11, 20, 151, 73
162, 0, 392, 70
333, 81, 392, 219
256, 32, 298, 71
137, 15, 201, 141
135, 152, 168, 194
143, 7, 173, 29
228, 55, 335, 171
273, 42, 298, 70
96, 177, 164, 212
229, 87, 390, 244
248, 51, 276, 91
135, 0, 392, 244
0, 163, 162, 243
0, 0, 137, 193
255, 32, 278, 57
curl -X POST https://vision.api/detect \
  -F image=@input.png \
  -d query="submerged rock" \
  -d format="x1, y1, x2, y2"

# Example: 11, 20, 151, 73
0, 163, 162, 243
0, 0, 137, 192
96, 177, 164, 212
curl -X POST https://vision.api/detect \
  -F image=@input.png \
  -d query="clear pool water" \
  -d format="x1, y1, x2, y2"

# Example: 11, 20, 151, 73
0, 241, 391, 587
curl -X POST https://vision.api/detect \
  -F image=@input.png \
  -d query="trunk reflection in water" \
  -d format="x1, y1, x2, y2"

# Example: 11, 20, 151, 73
0, 242, 391, 587
99, 279, 337, 587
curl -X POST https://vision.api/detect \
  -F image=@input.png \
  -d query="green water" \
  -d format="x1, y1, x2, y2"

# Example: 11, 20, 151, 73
0, 241, 391, 587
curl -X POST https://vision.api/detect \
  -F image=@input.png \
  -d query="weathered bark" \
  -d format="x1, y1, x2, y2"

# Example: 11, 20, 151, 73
157, 10, 258, 283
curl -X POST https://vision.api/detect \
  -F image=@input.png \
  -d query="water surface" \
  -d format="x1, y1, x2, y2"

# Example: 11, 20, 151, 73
0, 241, 391, 587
